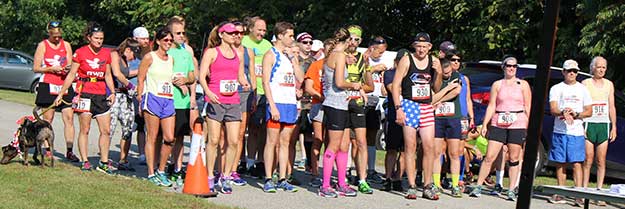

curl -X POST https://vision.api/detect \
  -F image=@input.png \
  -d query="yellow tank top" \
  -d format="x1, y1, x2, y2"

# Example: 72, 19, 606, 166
583, 78, 611, 123
145, 51, 174, 99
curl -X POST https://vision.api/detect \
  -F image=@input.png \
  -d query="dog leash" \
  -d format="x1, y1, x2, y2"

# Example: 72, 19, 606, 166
36, 100, 72, 117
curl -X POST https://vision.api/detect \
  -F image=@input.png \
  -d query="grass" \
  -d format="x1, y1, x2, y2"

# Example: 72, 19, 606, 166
0, 89, 35, 106
0, 162, 232, 209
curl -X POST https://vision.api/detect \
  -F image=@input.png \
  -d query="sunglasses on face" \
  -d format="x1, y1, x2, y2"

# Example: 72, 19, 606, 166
349, 37, 361, 42
48, 21, 61, 29
226, 31, 244, 36
565, 69, 579, 74
505, 64, 518, 68
161, 38, 173, 43
450, 58, 461, 62
175, 31, 186, 36
300, 41, 312, 45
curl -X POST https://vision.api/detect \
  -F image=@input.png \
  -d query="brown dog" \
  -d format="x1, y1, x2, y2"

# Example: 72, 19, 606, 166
0, 107, 55, 167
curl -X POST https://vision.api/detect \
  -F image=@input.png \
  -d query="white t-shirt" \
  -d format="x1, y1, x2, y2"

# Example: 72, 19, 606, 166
367, 56, 393, 97
549, 82, 593, 136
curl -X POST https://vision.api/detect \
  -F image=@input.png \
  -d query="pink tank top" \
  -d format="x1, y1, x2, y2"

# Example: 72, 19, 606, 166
491, 79, 528, 129
207, 47, 240, 104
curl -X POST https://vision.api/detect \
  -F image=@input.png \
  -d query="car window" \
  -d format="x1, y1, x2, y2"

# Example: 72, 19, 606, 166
462, 67, 503, 88
0, 53, 5, 64
7, 53, 31, 65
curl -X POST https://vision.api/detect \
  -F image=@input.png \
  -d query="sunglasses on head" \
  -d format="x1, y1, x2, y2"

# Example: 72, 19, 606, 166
505, 64, 518, 68
370, 39, 386, 45
300, 41, 312, 45
565, 68, 579, 73
48, 21, 61, 29
91, 27, 103, 33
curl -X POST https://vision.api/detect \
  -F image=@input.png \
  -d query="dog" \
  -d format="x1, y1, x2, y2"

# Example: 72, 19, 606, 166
0, 107, 55, 167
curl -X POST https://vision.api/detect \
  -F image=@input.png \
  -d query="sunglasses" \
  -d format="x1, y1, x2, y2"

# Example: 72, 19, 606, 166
175, 31, 186, 36
450, 58, 461, 62
48, 21, 61, 29
505, 64, 518, 68
91, 27, 103, 33
370, 39, 386, 45
301, 41, 312, 45
349, 37, 361, 42
161, 38, 173, 43
226, 31, 244, 36
565, 69, 579, 73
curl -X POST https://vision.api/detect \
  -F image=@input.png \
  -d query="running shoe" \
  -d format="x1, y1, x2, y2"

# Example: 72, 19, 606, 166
405, 186, 418, 199
548, 194, 566, 204
277, 180, 298, 192
214, 173, 222, 188
231, 172, 248, 186
490, 184, 503, 195
458, 181, 466, 194
574, 198, 584, 207
451, 186, 463, 198
422, 183, 440, 200
117, 160, 135, 171
470, 185, 482, 197
263, 180, 277, 193
366, 171, 385, 184
382, 179, 392, 191
155, 171, 173, 187
208, 177, 216, 193
138, 154, 147, 166
507, 190, 517, 201
433, 184, 443, 196
148, 175, 162, 186
309, 177, 322, 188
335, 185, 357, 197
65, 151, 80, 162
318, 187, 338, 198
80, 161, 92, 171
170, 171, 184, 186
287, 175, 301, 186
96, 162, 113, 174
221, 178, 233, 194
392, 180, 404, 192
358, 181, 373, 194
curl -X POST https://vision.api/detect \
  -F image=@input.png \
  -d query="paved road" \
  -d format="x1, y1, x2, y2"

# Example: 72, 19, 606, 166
0, 100, 620, 209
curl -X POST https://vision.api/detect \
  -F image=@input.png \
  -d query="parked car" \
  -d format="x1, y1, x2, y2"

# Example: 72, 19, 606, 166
0, 48, 41, 92
463, 61, 625, 179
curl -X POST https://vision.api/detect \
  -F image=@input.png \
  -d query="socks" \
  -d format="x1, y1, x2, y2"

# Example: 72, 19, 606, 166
367, 146, 376, 171
336, 151, 349, 187
496, 170, 504, 186
433, 173, 441, 188
459, 155, 465, 181
322, 150, 336, 188
452, 174, 459, 187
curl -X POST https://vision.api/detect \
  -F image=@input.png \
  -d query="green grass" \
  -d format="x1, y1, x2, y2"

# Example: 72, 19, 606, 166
0, 162, 232, 209
0, 89, 35, 106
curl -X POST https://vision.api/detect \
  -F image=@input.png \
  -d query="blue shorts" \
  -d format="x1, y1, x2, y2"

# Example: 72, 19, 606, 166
266, 103, 298, 124
141, 92, 175, 119
401, 99, 421, 128
549, 133, 586, 163
435, 118, 463, 139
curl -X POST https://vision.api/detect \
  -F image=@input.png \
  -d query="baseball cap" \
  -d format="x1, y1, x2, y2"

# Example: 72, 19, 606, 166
562, 59, 580, 70
412, 32, 431, 43
218, 23, 237, 33
395, 48, 410, 62
133, 27, 149, 38
311, 40, 323, 52
296, 32, 313, 42
439, 41, 456, 52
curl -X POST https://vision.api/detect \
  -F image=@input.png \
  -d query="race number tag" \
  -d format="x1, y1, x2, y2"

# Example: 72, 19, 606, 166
411, 84, 430, 101
591, 102, 608, 118
157, 82, 173, 97
280, 72, 295, 87
497, 112, 517, 126
220, 80, 238, 96
49, 84, 67, 95
73, 98, 91, 113
348, 90, 361, 100
254, 64, 263, 77
435, 102, 455, 117
461, 119, 470, 135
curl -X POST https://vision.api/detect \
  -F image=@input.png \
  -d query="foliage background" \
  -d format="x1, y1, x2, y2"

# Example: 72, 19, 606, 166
1, 0, 623, 89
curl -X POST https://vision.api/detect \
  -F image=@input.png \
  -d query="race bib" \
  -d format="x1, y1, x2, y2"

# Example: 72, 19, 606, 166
372, 73, 382, 84
73, 97, 91, 113
497, 112, 517, 126
348, 90, 361, 100
411, 84, 431, 101
435, 102, 455, 117
591, 102, 608, 118
254, 64, 263, 77
280, 72, 295, 87
461, 119, 469, 135
219, 80, 238, 96
157, 82, 173, 97
49, 84, 67, 95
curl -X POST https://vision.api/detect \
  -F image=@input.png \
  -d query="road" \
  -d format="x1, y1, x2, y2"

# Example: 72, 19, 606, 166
0, 100, 620, 209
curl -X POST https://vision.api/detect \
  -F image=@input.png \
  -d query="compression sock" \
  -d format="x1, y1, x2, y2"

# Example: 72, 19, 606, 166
459, 155, 466, 181
322, 150, 336, 188
496, 170, 504, 186
452, 174, 459, 187
433, 173, 441, 188
336, 151, 349, 187
367, 146, 376, 171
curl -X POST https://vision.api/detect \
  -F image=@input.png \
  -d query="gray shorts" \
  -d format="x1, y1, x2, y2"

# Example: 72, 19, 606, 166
239, 91, 255, 113
309, 103, 324, 122
204, 103, 242, 122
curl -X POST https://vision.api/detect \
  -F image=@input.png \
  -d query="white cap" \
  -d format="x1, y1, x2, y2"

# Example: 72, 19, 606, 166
271, 35, 277, 43
133, 27, 149, 38
562, 59, 580, 70
311, 40, 323, 52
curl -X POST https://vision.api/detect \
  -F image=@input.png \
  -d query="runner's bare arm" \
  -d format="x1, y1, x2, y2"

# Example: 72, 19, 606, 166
190, 56, 199, 106
464, 76, 475, 125
136, 53, 153, 101
481, 81, 500, 128
247, 48, 257, 92
391, 56, 409, 108
362, 70, 374, 93
105, 64, 116, 104
262, 50, 279, 120
238, 50, 250, 91
304, 79, 322, 100
432, 57, 443, 93
33, 42, 60, 74
333, 52, 355, 90
64, 41, 73, 69
53, 62, 79, 105
110, 51, 131, 86
198, 48, 218, 103
608, 81, 617, 141
521, 80, 532, 118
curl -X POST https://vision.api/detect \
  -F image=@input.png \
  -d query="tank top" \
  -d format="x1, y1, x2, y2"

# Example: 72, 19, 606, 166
345, 52, 366, 103
401, 54, 434, 103
492, 79, 528, 129
207, 47, 240, 104
584, 78, 611, 123
145, 51, 174, 99
322, 63, 349, 111
114, 59, 130, 90
458, 72, 469, 117
434, 71, 462, 118
268, 47, 297, 105
40, 39, 69, 87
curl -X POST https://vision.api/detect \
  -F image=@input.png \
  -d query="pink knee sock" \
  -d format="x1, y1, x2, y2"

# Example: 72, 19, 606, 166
322, 150, 336, 189
336, 151, 349, 187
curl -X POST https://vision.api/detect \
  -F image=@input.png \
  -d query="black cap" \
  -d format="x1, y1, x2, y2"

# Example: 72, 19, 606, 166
395, 49, 410, 62
412, 32, 431, 43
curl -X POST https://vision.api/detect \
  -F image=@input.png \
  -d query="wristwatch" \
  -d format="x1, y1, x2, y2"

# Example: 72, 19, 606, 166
394, 105, 402, 110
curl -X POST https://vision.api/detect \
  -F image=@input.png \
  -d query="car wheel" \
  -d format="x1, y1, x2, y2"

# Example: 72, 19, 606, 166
375, 122, 386, 151
30, 80, 39, 94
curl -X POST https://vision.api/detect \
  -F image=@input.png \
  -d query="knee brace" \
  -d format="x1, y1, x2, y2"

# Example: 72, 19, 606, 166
508, 161, 520, 167
163, 140, 175, 146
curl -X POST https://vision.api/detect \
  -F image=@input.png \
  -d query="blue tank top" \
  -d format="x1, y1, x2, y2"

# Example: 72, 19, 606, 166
459, 73, 468, 117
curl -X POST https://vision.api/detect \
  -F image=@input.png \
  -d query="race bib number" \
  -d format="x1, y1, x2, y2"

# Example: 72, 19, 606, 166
157, 82, 173, 97
348, 90, 361, 100
435, 102, 455, 117
49, 84, 67, 95
372, 73, 382, 84
461, 119, 470, 135
497, 112, 517, 126
73, 97, 91, 113
411, 84, 430, 101
254, 64, 263, 77
280, 72, 295, 87
220, 80, 238, 96
591, 102, 608, 118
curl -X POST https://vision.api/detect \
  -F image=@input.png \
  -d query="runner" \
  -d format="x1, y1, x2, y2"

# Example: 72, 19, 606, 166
53, 22, 115, 173
132, 26, 150, 164
381, 49, 409, 192
260, 22, 303, 193
469, 57, 531, 201
199, 22, 250, 194
319, 27, 357, 198
136, 27, 176, 187
582, 56, 616, 207
391, 32, 443, 200
32, 21, 79, 162
133, 26, 151, 58
292, 32, 315, 173
241, 16, 273, 178
109, 38, 140, 171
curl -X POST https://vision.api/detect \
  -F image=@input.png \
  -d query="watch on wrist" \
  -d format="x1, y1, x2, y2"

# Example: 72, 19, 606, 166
394, 105, 402, 110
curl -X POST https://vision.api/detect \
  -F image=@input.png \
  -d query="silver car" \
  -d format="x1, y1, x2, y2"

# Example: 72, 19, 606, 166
0, 48, 41, 92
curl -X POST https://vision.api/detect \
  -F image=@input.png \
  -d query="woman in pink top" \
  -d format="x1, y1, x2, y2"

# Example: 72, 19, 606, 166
469, 57, 531, 200
198, 22, 250, 194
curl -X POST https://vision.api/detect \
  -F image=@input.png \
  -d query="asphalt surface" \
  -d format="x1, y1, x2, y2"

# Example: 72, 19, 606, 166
0, 100, 621, 209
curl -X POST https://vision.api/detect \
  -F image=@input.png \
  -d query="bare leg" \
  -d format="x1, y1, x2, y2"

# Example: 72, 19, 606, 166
475, 141, 504, 186
77, 113, 92, 162
595, 141, 608, 189
95, 114, 112, 163
157, 116, 176, 172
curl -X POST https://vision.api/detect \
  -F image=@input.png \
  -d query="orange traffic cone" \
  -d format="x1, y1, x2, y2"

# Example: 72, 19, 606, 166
183, 121, 217, 197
